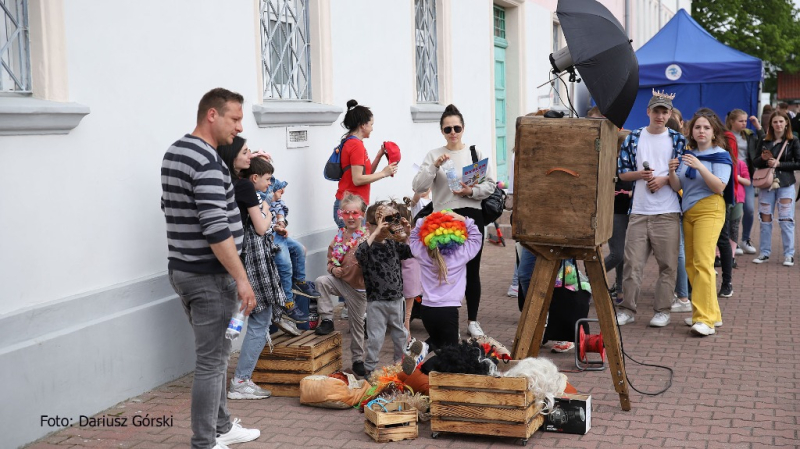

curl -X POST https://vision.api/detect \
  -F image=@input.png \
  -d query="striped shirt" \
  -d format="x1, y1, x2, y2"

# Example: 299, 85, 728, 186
161, 134, 243, 273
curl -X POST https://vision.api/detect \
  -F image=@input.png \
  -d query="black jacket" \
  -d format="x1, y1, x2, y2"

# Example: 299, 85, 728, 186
753, 137, 800, 188
741, 128, 765, 178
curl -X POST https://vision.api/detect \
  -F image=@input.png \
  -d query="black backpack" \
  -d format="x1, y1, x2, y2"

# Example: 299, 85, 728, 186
323, 136, 358, 181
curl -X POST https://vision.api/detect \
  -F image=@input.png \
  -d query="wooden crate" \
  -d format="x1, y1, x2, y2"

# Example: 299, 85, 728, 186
429, 367, 544, 443
364, 401, 418, 443
512, 117, 618, 248
250, 330, 342, 397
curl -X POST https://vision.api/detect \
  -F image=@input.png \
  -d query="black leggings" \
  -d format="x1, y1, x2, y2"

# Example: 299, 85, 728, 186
452, 207, 485, 321
716, 205, 733, 285
420, 304, 460, 352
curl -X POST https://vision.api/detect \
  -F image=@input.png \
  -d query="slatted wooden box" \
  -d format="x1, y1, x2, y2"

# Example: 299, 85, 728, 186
364, 401, 418, 443
513, 117, 618, 248
429, 363, 544, 443
251, 330, 342, 397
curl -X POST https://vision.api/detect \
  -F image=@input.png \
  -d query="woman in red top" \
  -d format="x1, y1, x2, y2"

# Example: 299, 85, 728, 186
333, 99, 397, 227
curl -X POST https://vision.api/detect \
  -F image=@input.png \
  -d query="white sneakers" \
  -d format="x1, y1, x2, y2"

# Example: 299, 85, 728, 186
741, 240, 757, 254
216, 418, 260, 446
649, 312, 671, 327
784, 256, 794, 267
670, 297, 692, 313
468, 321, 485, 337
691, 322, 715, 336
684, 317, 722, 327
615, 310, 635, 325
507, 284, 519, 297
228, 378, 271, 400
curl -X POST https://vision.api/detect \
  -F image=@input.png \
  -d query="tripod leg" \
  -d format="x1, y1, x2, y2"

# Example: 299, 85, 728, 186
584, 249, 631, 411
512, 256, 560, 359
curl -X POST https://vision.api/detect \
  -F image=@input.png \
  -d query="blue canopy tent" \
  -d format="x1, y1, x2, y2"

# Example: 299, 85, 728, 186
623, 9, 763, 130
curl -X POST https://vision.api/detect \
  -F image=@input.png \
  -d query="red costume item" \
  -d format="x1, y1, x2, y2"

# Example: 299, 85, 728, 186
336, 138, 371, 202
383, 141, 402, 173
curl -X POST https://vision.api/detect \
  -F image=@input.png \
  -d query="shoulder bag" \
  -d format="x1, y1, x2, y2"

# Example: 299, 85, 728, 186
469, 146, 506, 224
752, 140, 788, 190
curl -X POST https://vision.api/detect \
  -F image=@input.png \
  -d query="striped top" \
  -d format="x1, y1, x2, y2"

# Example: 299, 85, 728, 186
161, 134, 243, 273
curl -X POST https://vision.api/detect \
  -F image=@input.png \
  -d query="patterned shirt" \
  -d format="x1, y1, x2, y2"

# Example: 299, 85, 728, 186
355, 239, 413, 301
617, 127, 686, 213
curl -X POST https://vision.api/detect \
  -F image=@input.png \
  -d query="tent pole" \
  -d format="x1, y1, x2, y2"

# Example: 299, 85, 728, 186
624, 0, 630, 38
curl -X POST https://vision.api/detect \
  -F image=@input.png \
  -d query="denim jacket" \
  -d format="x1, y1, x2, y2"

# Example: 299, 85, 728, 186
617, 127, 686, 213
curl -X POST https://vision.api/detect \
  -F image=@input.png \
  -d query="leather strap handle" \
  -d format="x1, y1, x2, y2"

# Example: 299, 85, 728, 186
545, 167, 580, 178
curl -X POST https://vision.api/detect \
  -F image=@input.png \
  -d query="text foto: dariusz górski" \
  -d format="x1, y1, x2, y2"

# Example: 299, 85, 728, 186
41, 414, 174, 427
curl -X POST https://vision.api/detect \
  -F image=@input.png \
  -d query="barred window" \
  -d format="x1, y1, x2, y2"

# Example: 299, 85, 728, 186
1, 0, 31, 93
415, 0, 438, 103
260, 0, 311, 100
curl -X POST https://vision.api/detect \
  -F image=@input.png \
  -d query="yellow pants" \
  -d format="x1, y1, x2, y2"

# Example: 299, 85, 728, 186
683, 194, 725, 327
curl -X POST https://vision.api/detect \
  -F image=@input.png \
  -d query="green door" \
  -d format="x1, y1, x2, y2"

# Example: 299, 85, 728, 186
493, 5, 508, 184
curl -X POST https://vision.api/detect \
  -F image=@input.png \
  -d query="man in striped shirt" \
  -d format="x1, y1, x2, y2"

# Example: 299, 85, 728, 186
161, 88, 259, 449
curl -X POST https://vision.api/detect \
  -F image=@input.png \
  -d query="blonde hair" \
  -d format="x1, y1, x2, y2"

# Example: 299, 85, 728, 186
428, 247, 449, 285
339, 192, 366, 213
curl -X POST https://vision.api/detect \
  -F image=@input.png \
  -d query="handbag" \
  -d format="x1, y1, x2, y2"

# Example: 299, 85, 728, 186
469, 146, 506, 224
752, 140, 789, 189
543, 260, 591, 343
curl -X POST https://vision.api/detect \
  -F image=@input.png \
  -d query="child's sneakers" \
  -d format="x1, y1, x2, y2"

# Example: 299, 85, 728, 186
284, 306, 309, 323
402, 339, 429, 375
276, 317, 302, 336
292, 280, 321, 299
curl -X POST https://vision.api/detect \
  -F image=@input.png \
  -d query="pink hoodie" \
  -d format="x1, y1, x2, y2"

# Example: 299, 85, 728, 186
409, 217, 482, 307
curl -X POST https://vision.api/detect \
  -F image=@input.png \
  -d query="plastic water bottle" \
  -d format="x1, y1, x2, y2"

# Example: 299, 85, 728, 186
225, 305, 245, 340
443, 159, 461, 192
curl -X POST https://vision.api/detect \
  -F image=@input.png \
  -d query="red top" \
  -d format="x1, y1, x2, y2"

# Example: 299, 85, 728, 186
336, 138, 372, 201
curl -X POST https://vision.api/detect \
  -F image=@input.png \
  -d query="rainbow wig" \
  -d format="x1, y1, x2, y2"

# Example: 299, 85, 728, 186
418, 211, 468, 256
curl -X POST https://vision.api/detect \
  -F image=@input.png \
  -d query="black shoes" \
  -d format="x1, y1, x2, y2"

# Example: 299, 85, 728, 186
718, 283, 733, 298
352, 361, 366, 377
314, 319, 334, 335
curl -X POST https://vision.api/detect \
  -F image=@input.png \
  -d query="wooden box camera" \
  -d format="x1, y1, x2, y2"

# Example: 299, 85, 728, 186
512, 117, 618, 248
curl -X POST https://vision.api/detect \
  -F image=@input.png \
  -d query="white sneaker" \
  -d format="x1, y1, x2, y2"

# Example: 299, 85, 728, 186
507, 284, 519, 297
753, 255, 769, 264
735, 247, 744, 256
468, 321, 485, 337
684, 317, 722, 327
213, 444, 231, 449
649, 312, 671, 327
783, 256, 794, 267
216, 418, 260, 445
616, 310, 635, 325
741, 240, 757, 254
691, 322, 715, 336
228, 378, 271, 400
670, 298, 692, 313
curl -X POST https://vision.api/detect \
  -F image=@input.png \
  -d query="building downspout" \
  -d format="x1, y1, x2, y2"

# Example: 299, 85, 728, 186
625, 0, 631, 38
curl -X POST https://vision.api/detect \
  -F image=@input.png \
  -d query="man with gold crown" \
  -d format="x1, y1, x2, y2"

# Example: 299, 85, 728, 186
615, 90, 687, 329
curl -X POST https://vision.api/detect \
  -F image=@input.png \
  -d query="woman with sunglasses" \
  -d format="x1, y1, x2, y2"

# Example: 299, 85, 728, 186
412, 104, 496, 338
333, 99, 398, 228
752, 111, 800, 266
668, 113, 733, 336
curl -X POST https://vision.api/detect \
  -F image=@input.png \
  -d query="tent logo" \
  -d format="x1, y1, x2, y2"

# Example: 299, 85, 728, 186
665, 64, 682, 81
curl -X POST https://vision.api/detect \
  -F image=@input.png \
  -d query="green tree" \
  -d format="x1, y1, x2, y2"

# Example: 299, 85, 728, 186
692, 0, 800, 93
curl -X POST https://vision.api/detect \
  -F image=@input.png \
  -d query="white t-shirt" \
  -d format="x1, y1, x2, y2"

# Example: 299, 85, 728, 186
630, 129, 682, 215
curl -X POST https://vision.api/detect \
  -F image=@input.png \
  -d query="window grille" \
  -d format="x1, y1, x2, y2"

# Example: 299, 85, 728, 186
260, 0, 311, 100
0, 0, 30, 93
415, 0, 438, 103
493, 6, 506, 39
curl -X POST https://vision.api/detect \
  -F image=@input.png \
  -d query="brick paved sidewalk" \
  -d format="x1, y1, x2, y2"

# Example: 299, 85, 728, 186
26, 210, 800, 448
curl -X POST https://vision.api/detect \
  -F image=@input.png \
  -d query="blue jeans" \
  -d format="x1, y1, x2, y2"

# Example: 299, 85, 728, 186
741, 184, 755, 242
333, 198, 345, 228
675, 219, 689, 298
758, 185, 796, 258
273, 234, 306, 283
234, 304, 273, 380
272, 235, 295, 306
516, 243, 538, 311
168, 270, 235, 448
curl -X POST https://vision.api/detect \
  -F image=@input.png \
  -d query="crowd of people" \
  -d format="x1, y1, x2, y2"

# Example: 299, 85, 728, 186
161, 89, 496, 448
160, 86, 798, 448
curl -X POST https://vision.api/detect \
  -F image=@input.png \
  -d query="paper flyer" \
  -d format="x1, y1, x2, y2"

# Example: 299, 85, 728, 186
462, 158, 488, 185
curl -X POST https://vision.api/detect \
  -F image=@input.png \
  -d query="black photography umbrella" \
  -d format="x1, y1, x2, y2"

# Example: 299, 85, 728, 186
549, 0, 638, 128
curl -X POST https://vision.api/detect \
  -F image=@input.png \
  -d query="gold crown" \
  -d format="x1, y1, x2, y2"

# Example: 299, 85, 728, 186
651, 89, 676, 100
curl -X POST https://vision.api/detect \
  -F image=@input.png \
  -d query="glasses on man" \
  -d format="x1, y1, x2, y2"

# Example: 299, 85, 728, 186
443, 126, 463, 134
340, 210, 362, 218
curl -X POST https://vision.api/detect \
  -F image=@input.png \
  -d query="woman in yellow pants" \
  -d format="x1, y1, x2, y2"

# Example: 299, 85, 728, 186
668, 112, 732, 336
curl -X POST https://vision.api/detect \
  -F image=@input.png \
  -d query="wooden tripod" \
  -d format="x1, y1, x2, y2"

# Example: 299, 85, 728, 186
511, 243, 631, 411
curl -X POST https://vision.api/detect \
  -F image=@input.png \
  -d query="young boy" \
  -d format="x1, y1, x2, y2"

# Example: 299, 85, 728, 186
355, 201, 413, 378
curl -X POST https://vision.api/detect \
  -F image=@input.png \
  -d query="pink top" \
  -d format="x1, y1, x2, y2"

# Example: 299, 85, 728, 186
401, 257, 423, 298
735, 160, 749, 204
409, 217, 483, 308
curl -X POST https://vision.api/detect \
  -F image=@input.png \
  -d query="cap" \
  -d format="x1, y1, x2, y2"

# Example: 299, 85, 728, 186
648, 89, 675, 110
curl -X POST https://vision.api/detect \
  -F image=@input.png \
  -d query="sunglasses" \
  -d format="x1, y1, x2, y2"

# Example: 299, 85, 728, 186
442, 126, 463, 134
381, 213, 403, 224
340, 210, 362, 218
